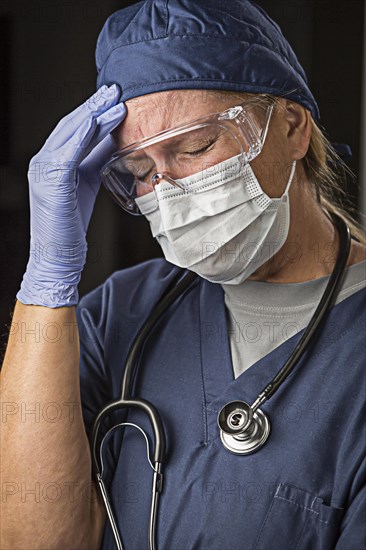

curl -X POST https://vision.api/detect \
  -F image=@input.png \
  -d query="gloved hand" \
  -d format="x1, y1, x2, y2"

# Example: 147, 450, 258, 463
16, 84, 127, 308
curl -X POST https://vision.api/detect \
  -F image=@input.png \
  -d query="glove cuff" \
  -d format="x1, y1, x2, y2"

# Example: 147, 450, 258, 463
16, 271, 80, 308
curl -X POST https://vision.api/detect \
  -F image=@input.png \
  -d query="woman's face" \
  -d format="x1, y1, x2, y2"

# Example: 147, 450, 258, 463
112, 89, 293, 199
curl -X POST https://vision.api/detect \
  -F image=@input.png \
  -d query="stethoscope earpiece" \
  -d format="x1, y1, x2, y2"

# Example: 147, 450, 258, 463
217, 401, 270, 455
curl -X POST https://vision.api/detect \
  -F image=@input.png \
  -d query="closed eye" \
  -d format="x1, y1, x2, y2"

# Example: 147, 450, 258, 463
183, 141, 215, 156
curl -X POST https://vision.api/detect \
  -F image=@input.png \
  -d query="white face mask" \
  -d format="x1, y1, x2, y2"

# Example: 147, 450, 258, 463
135, 153, 296, 284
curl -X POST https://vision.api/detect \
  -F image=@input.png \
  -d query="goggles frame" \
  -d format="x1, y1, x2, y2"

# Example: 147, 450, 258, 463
100, 101, 274, 215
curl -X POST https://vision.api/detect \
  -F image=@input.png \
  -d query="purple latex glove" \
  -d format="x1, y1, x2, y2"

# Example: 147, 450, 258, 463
16, 84, 126, 307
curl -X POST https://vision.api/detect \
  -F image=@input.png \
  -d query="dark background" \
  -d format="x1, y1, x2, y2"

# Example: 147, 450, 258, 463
0, 0, 365, 354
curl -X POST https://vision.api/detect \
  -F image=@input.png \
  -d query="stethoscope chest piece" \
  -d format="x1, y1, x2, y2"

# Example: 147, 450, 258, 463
217, 401, 270, 455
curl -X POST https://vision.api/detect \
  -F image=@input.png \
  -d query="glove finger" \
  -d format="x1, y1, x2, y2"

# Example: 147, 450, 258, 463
79, 133, 119, 177
43, 85, 121, 152
74, 106, 126, 224
65, 102, 125, 168
50, 86, 108, 132
77, 133, 124, 232
40, 101, 125, 191
78, 101, 127, 163
33, 116, 98, 190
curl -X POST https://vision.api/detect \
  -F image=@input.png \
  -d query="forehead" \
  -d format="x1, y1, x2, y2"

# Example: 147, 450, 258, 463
113, 89, 241, 148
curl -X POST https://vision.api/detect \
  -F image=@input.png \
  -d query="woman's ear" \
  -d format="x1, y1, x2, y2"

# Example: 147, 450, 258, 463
284, 101, 312, 160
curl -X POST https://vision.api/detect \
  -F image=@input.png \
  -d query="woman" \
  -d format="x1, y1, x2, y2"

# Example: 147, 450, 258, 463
2, 1, 365, 549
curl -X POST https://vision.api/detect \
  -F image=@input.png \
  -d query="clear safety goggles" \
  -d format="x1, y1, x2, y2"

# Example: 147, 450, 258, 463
100, 101, 274, 215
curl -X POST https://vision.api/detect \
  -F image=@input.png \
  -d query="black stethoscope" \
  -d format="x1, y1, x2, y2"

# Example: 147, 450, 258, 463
91, 212, 351, 550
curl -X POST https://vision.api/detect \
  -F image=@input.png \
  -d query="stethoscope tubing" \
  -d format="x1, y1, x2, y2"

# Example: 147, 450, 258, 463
120, 271, 199, 402
251, 212, 351, 411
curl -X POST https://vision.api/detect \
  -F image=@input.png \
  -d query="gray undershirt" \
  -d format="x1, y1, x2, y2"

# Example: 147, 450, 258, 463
221, 260, 366, 379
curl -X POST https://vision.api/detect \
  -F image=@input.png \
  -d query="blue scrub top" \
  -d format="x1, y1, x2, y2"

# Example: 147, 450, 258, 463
76, 259, 366, 550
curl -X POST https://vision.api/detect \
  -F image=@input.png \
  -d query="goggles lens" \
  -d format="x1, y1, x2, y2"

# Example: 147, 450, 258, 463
100, 103, 273, 215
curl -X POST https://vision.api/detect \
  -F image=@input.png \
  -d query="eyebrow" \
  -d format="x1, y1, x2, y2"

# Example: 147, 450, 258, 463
124, 154, 153, 164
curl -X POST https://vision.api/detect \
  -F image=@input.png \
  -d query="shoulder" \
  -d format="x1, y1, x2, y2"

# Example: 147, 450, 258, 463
75, 258, 188, 363
78, 258, 182, 313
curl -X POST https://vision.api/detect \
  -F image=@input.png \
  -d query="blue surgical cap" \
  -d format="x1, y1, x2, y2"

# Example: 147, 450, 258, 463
96, 0, 320, 120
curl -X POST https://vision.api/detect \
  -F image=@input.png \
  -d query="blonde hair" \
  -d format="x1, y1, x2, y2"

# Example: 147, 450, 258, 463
216, 90, 366, 245
304, 119, 366, 244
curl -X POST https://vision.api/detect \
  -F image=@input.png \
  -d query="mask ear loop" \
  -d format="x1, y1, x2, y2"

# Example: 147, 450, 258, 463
283, 161, 297, 197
